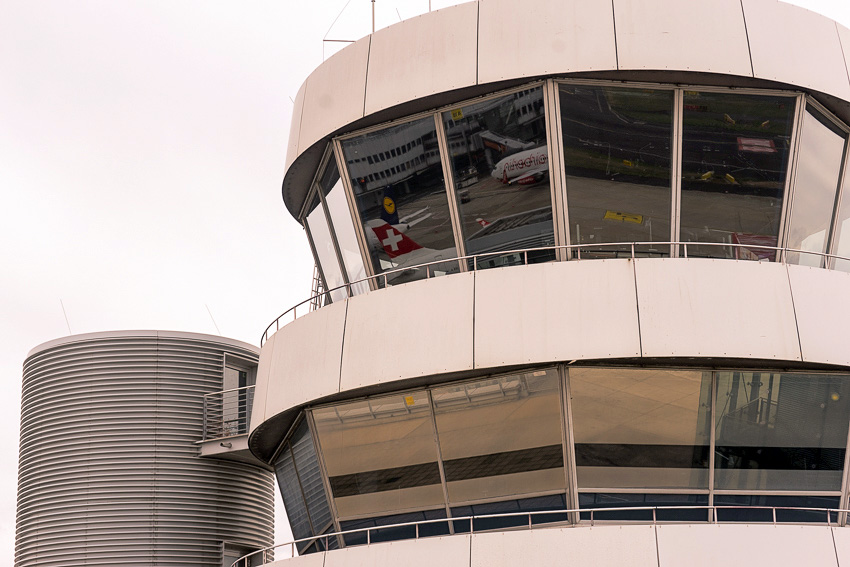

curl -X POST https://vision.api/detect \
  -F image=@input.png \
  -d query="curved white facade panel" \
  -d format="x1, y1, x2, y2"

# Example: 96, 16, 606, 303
743, 0, 850, 101
254, 259, 850, 428
613, 0, 752, 75
263, 523, 847, 567
364, 3, 479, 116
283, 0, 850, 204
18, 331, 274, 567
477, 0, 617, 84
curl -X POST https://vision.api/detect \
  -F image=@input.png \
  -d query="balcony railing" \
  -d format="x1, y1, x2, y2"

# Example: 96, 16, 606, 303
261, 240, 850, 345
202, 385, 254, 441
231, 504, 847, 567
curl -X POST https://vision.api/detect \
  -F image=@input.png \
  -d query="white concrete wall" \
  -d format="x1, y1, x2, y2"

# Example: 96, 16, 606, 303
262, 523, 849, 567
252, 259, 850, 435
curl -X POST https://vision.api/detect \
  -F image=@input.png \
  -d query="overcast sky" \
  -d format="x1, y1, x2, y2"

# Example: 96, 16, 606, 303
1, 0, 849, 564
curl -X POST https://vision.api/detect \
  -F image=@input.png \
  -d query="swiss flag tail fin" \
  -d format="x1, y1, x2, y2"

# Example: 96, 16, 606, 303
369, 222, 423, 259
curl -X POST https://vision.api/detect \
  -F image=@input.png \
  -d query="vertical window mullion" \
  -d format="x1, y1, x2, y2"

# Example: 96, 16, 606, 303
671, 88, 684, 258
562, 364, 580, 518
777, 93, 806, 263
544, 79, 570, 261
434, 112, 468, 273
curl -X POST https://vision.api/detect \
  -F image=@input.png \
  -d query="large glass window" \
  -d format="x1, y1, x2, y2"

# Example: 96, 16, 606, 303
274, 420, 335, 554
341, 118, 459, 284
312, 391, 445, 519
431, 369, 565, 505
442, 87, 555, 267
786, 108, 847, 266
570, 368, 712, 490
320, 159, 368, 295
304, 191, 346, 302
831, 167, 850, 272
560, 85, 673, 257
714, 372, 850, 491
680, 92, 796, 260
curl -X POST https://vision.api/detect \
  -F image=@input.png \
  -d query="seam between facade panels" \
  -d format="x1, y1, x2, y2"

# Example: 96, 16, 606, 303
611, 0, 619, 70
784, 263, 805, 362
837, 22, 850, 91
653, 524, 661, 567
362, 36, 372, 118
338, 298, 349, 393
632, 260, 644, 357
740, 0, 755, 77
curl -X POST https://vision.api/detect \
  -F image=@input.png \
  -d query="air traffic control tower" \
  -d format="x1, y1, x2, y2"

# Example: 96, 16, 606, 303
253, 0, 850, 565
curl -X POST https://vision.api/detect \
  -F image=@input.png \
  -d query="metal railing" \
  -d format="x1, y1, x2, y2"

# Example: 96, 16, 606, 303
202, 385, 255, 441
232, 505, 847, 566
261, 240, 850, 345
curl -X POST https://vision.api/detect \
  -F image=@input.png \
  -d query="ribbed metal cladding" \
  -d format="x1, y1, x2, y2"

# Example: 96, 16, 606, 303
16, 331, 275, 567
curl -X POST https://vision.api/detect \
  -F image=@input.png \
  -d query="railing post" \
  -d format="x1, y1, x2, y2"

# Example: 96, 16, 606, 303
416, 523, 419, 539
683, 243, 688, 258
590, 510, 594, 526
473, 256, 477, 271
772, 507, 776, 525
652, 508, 657, 524
631, 242, 635, 259
367, 529, 371, 545
524, 250, 528, 265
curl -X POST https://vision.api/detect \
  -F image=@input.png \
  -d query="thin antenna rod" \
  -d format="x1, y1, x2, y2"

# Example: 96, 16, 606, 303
59, 299, 72, 335
205, 304, 221, 335
372, 0, 376, 33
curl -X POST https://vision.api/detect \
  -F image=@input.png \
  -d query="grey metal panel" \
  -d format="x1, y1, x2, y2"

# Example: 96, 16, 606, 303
297, 37, 370, 157
614, 0, 752, 76
471, 525, 658, 567
477, 0, 617, 85
18, 332, 274, 567
635, 259, 802, 360
264, 301, 348, 422
340, 272, 475, 391
364, 2, 479, 116
286, 80, 308, 174
743, 0, 850, 102
656, 524, 838, 567
474, 261, 641, 368
325, 535, 471, 567
788, 264, 850, 367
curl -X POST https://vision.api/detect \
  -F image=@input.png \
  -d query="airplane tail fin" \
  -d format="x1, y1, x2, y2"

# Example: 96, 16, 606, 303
369, 221, 423, 258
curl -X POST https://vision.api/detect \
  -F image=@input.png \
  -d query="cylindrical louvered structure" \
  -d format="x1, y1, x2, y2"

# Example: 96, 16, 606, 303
16, 330, 275, 567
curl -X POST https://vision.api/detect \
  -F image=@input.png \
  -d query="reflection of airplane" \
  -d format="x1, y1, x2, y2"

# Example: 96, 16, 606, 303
367, 220, 457, 282
491, 146, 549, 185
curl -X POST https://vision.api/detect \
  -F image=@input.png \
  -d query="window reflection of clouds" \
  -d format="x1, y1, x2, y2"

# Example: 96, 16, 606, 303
787, 109, 847, 266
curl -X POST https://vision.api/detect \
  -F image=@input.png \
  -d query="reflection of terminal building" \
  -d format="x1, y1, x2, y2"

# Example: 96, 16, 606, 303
257, 0, 850, 564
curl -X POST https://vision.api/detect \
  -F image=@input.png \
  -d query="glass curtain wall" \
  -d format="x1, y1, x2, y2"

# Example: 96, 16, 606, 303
340, 117, 459, 285
441, 87, 556, 267
319, 159, 368, 295
274, 367, 850, 550
559, 85, 673, 257
786, 107, 847, 266
304, 191, 347, 303
679, 92, 795, 259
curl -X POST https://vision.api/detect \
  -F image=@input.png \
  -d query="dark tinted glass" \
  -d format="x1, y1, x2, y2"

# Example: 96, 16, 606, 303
451, 494, 569, 532
340, 509, 449, 546
713, 494, 839, 523
680, 92, 795, 259
579, 493, 709, 522
714, 372, 850, 491
560, 85, 673, 258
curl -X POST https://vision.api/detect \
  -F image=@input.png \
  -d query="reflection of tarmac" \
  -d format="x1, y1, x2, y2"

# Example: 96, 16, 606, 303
458, 175, 552, 239
565, 176, 781, 250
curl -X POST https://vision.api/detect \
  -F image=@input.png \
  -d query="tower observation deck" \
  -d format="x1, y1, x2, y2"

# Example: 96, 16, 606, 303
249, 0, 850, 565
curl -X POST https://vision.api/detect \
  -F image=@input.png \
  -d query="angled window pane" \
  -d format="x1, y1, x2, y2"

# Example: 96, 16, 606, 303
442, 87, 556, 267
274, 446, 313, 551
714, 372, 850, 491
560, 85, 673, 258
312, 392, 444, 519
304, 192, 346, 302
341, 118, 459, 285
680, 92, 795, 260
786, 108, 847, 266
831, 164, 850, 272
290, 420, 333, 536
432, 369, 564, 504
570, 368, 712, 490
320, 159, 368, 295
